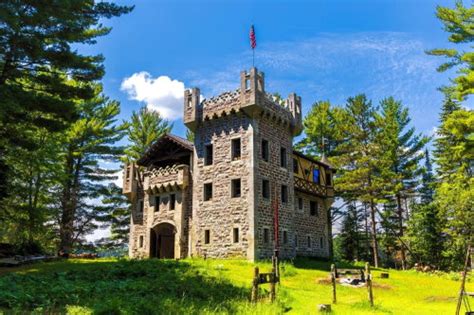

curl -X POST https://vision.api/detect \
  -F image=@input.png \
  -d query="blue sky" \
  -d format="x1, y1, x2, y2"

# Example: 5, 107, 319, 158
87, 0, 472, 241
82, 0, 472, 143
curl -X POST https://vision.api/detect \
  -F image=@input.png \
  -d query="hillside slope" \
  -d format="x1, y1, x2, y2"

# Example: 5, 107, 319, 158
0, 258, 471, 314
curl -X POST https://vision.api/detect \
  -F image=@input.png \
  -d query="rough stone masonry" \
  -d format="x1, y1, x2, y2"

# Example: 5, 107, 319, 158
123, 68, 335, 260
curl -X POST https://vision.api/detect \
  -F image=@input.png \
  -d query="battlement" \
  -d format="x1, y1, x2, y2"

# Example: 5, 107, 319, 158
183, 67, 303, 136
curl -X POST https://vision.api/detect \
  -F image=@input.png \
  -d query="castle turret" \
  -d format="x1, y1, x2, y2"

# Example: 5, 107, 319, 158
183, 87, 201, 131
287, 93, 303, 135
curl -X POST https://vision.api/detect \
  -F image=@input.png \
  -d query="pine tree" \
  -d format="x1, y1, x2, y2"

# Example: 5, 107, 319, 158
419, 149, 435, 204
339, 202, 365, 261
427, 1, 474, 100
376, 97, 429, 269
56, 85, 125, 253
434, 107, 473, 268
101, 184, 130, 248
123, 106, 172, 164
335, 94, 392, 267
0, 1, 132, 208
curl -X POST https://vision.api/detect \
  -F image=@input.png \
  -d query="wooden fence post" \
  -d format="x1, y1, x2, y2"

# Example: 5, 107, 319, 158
270, 265, 276, 302
251, 266, 259, 303
365, 262, 374, 306
331, 264, 337, 304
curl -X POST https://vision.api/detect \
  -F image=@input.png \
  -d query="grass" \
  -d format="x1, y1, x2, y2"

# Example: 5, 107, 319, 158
0, 257, 472, 314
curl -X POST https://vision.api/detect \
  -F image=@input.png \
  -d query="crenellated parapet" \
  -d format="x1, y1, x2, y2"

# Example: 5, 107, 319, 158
143, 164, 190, 194
183, 67, 303, 136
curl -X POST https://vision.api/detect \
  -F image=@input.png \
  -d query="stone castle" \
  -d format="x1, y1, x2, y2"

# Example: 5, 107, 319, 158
123, 68, 335, 260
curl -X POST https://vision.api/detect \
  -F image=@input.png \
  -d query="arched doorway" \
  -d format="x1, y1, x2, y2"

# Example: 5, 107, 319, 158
150, 223, 176, 259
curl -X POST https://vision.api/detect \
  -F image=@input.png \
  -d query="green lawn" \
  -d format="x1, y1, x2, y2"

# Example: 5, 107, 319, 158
0, 257, 471, 314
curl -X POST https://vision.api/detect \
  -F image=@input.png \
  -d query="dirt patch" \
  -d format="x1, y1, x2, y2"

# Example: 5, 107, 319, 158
372, 282, 392, 290
316, 277, 332, 285
425, 296, 456, 302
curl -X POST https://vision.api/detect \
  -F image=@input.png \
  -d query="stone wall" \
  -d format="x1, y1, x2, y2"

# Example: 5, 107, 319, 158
293, 191, 330, 258
192, 114, 254, 259
254, 115, 295, 259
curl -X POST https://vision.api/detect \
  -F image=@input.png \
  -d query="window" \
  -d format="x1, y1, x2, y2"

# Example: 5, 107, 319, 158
231, 138, 241, 160
307, 236, 311, 248
138, 199, 144, 213
313, 169, 320, 184
283, 230, 288, 244
169, 194, 176, 210
326, 171, 332, 186
204, 229, 210, 244
262, 179, 270, 199
204, 144, 213, 165
261, 139, 269, 161
281, 185, 288, 203
320, 237, 324, 248
139, 235, 144, 248
298, 197, 303, 210
295, 234, 298, 248
233, 228, 239, 243
310, 201, 318, 216
293, 158, 298, 173
204, 183, 213, 201
263, 228, 270, 244
280, 147, 287, 168
231, 179, 241, 198
154, 196, 160, 212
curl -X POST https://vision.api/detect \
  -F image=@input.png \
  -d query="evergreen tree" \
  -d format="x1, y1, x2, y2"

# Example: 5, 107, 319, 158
427, 1, 474, 100
101, 184, 130, 247
339, 202, 365, 261
56, 85, 125, 253
335, 94, 392, 267
376, 97, 429, 269
0, 0, 132, 208
419, 149, 435, 204
434, 108, 473, 268
123, 106, 172, 164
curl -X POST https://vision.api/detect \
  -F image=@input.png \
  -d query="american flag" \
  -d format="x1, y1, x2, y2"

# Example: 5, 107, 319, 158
249, 25, 256, 49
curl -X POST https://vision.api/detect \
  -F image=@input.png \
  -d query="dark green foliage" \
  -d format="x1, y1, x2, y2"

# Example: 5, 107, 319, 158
338, 202, 369, 262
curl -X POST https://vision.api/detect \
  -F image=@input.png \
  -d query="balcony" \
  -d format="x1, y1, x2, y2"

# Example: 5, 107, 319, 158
294, 177, 334, 198
144, 164, 190, 193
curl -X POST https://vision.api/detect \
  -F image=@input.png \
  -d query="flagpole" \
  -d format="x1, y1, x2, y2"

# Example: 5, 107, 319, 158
252, 48, 255, 67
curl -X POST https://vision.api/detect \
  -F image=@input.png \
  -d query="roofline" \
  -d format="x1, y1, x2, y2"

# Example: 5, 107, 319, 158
137, 133, 193, 166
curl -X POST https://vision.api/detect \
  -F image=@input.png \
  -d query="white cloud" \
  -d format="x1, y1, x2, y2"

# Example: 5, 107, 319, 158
121, 72, 185, 120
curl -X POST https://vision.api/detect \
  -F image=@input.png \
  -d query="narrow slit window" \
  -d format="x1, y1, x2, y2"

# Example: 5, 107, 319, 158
204, 229, 210, 244
307, 236, 311, 248
263, 228, 270, 244
298, 197, 303, 210
280, 147, 287, 168
310, 201, 318, 216
233, 228, 239, 243
326, 171, 332, 186
295, 234, 298, 248
231, 138, 241, 160
283, 231, 288, 244
281, 185, 288, 203
204, 144, 213, 165
262, 179, 270, 199
139, 236, 144, 248
154, 196, 160, 212
261, 139, 269, 161
320, 237, 324, 248
204, 183, 213, 201
169, 194, 176, 210
231, 179, 241, 198
138, 199, 144, 213
293, 158, 298, 173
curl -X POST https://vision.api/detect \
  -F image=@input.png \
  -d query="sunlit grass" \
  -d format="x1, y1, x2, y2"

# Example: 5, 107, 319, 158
0, 257, 471, 314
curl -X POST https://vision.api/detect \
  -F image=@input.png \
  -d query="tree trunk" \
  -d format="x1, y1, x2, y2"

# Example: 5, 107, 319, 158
396, 194, 407, 270
369, 199, 379, 267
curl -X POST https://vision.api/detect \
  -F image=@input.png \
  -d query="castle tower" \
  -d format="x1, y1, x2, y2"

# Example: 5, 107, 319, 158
185, 67, 305, 260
